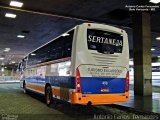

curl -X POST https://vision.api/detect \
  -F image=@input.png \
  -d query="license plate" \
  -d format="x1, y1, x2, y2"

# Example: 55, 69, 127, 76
101, 88, 109, 92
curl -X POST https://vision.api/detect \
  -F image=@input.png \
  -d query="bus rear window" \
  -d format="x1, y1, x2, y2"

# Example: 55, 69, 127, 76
87, 29, 123, 54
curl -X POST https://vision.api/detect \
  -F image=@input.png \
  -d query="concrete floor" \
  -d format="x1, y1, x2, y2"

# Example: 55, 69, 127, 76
120, 80, 160, 114
0, 83, 159, 120
117, 90, 160, 114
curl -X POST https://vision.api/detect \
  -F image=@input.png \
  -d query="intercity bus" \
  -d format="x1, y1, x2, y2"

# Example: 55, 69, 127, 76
18, 23, 129, 106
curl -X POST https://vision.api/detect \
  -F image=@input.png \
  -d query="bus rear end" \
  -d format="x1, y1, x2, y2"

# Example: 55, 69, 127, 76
70, 23, 129, 105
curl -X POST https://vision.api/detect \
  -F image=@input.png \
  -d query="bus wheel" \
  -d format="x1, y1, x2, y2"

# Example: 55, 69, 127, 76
45, 86, 53, 107
23, 82, 27, 94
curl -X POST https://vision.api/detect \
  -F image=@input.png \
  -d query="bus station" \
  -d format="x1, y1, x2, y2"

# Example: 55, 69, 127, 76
0, 0, 160, 120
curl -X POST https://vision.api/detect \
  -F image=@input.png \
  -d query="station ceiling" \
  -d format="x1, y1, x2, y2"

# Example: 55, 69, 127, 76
0, 0, 160, 68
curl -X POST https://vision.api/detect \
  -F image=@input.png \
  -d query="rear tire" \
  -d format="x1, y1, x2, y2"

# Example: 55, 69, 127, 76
45, 86, 53, 107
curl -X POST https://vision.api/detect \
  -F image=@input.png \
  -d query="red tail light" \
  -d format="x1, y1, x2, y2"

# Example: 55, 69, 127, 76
76, 68, 81, 93
125, 71, 129, 92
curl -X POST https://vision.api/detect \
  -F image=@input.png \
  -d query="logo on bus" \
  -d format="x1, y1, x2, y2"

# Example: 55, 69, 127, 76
102, 81, 108, 85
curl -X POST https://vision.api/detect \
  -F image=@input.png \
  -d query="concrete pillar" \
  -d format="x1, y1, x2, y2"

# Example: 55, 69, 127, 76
132, 12, 152, 96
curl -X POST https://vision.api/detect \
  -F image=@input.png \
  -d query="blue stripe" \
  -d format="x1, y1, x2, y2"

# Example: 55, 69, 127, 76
24, 76, 126, 94
80, 77, 126, 94
24, 76, 75, 89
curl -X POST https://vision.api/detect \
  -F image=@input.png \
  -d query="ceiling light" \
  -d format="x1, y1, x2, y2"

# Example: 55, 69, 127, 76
31, 53, 36, 56
129, 61, 133, 65
4, 48, 11, 52
1, 68, 4, 72
17, 35, 25, 38
156, 37, 160, 40
151, 48, 155, 51
150, 0, 160, 4
152, 62, 160, 66
10, 1, 23, 7
5, 13, 16, 18
0, 57, 4, 60
62, 33, 70, 37
11, 61, 16, 64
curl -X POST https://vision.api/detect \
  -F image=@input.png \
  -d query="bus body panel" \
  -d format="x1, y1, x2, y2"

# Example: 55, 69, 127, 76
19, 23, 129, 105
73, 23, 129, 104
80, 77, 126, 94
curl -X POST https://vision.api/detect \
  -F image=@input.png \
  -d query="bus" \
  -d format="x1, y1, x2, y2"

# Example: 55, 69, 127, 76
18, 23, 129, 106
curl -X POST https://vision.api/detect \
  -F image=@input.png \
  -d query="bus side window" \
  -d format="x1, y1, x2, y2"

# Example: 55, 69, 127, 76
64, 42, 72, 57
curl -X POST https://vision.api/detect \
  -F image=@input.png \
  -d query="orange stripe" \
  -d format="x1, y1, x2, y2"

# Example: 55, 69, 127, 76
26, 83, 45, 93
52, 88, 60, 97
36, 85, 45, 93
26, 83, 36, 90
70, 92, 129, 105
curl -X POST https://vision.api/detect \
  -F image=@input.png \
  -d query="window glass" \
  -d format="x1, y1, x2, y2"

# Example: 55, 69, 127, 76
87, 29, 123, 54
27, 30, 74, 66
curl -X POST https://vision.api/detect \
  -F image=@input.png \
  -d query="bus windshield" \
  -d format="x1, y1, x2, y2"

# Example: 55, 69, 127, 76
87, 29, 123, 54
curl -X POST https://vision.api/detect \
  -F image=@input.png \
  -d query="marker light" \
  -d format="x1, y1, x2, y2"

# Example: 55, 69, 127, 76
10, 1, 23, 7
5, 13, 16, 18
125, 71, 129, 92
76, 68, 81, 93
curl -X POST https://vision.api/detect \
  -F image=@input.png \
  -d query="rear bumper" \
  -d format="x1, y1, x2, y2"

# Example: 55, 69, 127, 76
70, 92, 129, 105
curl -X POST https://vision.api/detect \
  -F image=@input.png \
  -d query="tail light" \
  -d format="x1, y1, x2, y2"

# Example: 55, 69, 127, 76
76, 68, 81, 93
125, 71, 129, 92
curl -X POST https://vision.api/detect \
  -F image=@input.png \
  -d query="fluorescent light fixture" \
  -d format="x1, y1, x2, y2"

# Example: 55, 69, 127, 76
152, 62, 160, 66
17, 35, 25, 38
0, 57, 4, 60
11, 61, 16, 64
129, 61, 133, 65
156, 37, 160, 40
10, 1, 23, 7
150, 0, 160, 4
62, 33, 70, 37
130, 61, 160, 66
151, 48, 155, 51
4, 48, 10, 52
1, 68, 4, 72
5, 13, 16, 18
31, 53, 36, 56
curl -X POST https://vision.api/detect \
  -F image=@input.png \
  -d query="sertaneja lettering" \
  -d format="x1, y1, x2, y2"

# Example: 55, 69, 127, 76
88, 35, 122, 46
